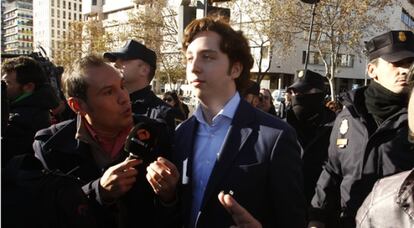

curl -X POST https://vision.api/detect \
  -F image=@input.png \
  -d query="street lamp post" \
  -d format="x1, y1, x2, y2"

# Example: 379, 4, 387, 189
300, 0, 320, 70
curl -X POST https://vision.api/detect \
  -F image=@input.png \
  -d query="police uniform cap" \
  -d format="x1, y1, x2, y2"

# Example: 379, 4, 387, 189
288, 70, 326, 93
365, 30, 414, 62
104, 39, 157, 69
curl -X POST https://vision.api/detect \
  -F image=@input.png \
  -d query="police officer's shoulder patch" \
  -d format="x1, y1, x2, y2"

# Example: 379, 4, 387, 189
337, 119, 349, 149
339, 119, 348, 135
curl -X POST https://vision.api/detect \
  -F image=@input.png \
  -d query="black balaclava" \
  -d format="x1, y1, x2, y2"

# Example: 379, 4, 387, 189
291, 92, 325, 123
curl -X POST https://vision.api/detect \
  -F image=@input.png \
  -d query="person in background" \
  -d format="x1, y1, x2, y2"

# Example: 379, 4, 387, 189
146, 17, 306, 228
242, 80, 261, 108
325, 100, 342, 114
309, 30, 414, 228
163, 90, 188, 124
1, 56, 59, 166
356, 62, 414, 228
258, 88, 277, 116
286, 70, 336, 207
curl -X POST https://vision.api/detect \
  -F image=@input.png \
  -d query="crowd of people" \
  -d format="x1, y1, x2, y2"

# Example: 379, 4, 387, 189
1, 16, 414, 228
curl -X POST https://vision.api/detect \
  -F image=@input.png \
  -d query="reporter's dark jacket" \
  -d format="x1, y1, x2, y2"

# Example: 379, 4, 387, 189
3, 84, 59, 166
309, 87, 414, 227
33, 116, 172, 228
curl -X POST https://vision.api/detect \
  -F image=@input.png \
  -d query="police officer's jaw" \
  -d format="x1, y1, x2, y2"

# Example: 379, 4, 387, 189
367, 57, 413, 95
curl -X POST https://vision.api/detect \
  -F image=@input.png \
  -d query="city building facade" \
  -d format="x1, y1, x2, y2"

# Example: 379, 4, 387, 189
33, 0, 83, 59
1, 0, 34, 55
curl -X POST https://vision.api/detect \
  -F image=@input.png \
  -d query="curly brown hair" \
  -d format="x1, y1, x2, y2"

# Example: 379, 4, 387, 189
182, 17, 253, 92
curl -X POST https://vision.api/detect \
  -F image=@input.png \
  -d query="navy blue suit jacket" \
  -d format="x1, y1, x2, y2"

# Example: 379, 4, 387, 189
174, 99, 306, 228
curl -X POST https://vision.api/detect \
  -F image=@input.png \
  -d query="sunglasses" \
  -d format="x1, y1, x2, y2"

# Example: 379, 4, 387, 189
163, 97, 173, 102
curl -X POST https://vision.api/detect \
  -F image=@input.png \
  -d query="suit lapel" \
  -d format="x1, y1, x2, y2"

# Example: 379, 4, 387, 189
180, 117, 198, 179
178, 117, 199, 222
198, 100, 255, 215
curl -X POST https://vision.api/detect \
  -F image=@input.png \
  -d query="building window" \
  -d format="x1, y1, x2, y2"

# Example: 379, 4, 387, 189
51, 8, 54, 17
69, 12, 71, 20
51, 0, 54, 7
63, 21, 66, 29
338, 54, 354, 68
303, 51, 354, 67
63, 11, 66, 19
68, 2, 71, 9
57, 0, 60, 7
74, 3, 77, 11
52, 29, 55, 38
401, 8, 414, 29
63, 0, 66, 8
51, 19, 54, 27
92, 0, 97, 5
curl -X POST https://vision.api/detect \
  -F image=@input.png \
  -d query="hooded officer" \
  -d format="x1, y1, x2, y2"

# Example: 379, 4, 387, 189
309, 30, 414, 228
286, 70, 336, 206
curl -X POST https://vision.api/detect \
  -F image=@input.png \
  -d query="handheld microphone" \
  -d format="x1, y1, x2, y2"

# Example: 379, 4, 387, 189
124, 119, 159, 162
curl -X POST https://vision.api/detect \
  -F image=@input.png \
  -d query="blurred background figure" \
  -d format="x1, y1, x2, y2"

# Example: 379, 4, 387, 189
258, 88, 277, 116
242, 80, 260, 108
271, 88, 288, 118
286, 69, 336, 206
163, 90, 189, 124
325, 100, 343, 114
1, 56, 60, 167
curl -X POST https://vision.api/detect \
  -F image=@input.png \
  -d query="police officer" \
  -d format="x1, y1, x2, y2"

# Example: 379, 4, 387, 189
286, 70, 336, 206
104, 40, 177, 130
309, 30, 414, 228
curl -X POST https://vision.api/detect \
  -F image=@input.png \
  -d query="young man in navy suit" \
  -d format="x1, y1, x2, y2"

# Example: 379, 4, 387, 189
145, 17, 306, 228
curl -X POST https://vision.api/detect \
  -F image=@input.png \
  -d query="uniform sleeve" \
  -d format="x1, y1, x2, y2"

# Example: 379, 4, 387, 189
271, 126, 306, 228
308, 116, 344, 224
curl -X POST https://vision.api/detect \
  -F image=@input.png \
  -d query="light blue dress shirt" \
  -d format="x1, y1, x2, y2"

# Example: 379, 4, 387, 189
190, 92, 240, 227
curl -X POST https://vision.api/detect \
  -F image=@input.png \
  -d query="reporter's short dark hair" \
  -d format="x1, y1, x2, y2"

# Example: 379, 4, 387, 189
2, 56, 47, 89
62, 54, 107, 102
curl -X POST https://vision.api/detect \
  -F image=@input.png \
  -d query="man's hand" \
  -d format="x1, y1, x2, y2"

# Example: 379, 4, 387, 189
99, 158, 142, 202
218, 191, 262, 228
146, 157, 180, 203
